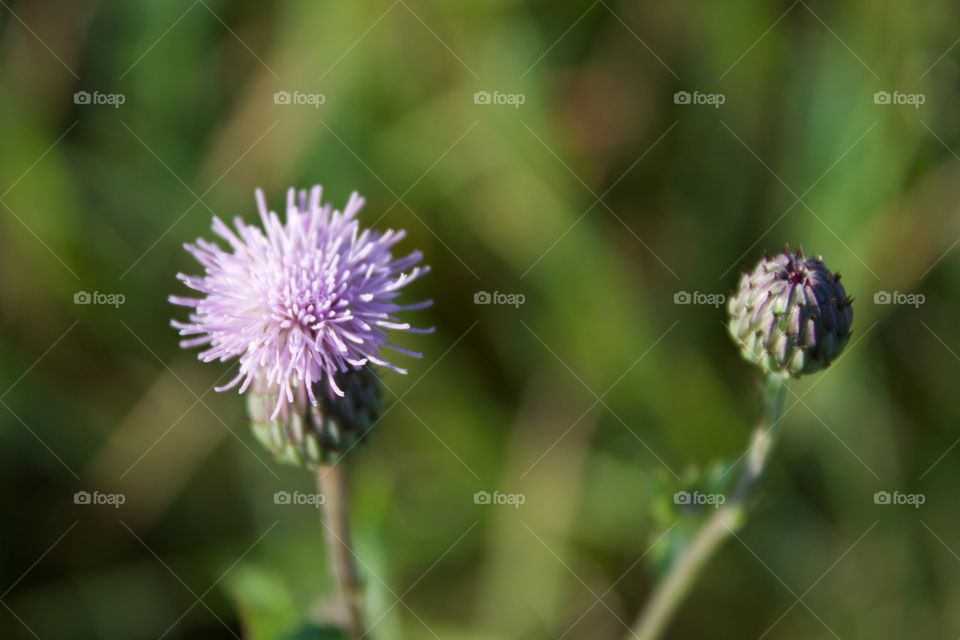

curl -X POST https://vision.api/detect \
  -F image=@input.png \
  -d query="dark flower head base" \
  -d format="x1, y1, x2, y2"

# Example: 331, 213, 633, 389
248, 366, 382, 467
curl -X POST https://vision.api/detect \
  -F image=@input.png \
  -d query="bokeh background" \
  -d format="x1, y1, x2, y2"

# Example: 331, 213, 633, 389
2, 0, 960, 638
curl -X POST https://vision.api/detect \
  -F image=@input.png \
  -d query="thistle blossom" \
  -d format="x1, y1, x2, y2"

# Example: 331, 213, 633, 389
170, 186, 431, 418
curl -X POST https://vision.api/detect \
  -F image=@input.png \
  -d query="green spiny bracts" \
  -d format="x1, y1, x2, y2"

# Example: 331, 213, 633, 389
727, 247, 853, 377
248, 366, 382, 467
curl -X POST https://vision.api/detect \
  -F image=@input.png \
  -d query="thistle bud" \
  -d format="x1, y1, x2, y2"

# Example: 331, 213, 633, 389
727, 248, 853, 377
248, 366, 382, 467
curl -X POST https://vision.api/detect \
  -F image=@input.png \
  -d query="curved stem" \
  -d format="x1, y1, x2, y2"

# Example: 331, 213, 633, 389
628, 376, 788, 640
316, 463, 367, 639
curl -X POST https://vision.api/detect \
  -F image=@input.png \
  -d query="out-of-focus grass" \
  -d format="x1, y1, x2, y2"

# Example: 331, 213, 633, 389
2, 0, 960, 638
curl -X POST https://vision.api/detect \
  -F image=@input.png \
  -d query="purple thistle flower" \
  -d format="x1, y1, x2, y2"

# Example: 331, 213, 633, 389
170, 185, 431, 419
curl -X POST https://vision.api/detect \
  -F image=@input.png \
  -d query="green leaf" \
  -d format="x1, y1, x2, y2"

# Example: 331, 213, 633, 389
224, 565, 301, 640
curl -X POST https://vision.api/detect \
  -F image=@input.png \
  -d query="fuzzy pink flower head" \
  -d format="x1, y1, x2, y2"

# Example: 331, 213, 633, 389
170, 186, 431, 418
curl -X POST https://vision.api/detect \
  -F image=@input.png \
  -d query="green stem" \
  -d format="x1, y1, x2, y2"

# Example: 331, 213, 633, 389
316, 464, 368, 639
627, 376, 788, 640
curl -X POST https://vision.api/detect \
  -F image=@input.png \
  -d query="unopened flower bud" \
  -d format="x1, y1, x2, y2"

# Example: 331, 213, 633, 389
728, 247, 853, 377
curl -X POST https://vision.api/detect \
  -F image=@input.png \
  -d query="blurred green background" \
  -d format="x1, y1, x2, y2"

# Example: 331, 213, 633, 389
2, 0, 960, 638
